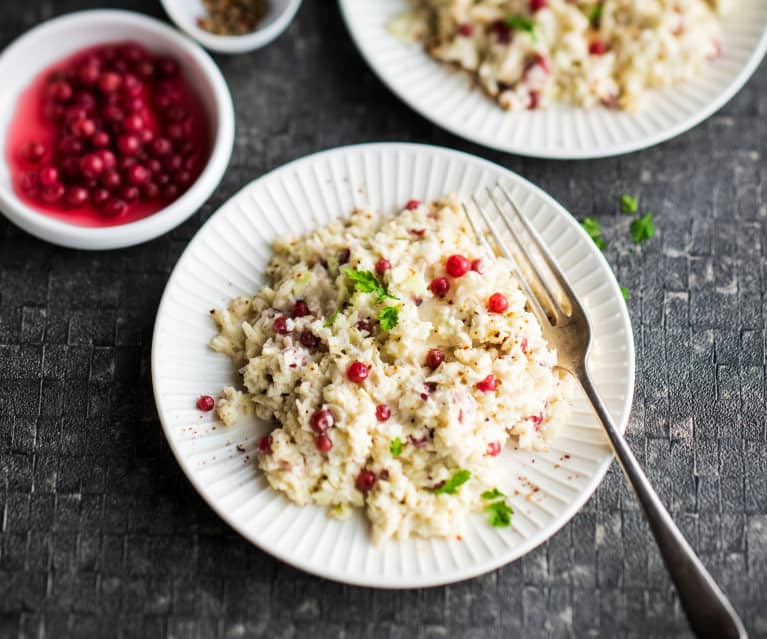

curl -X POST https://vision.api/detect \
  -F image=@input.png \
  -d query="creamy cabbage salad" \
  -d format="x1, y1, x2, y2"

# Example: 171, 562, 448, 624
389, 0, 731, 111
210, 196, 573, 542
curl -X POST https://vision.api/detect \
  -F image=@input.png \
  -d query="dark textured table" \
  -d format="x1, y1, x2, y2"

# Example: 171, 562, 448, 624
1, 2, 766, 638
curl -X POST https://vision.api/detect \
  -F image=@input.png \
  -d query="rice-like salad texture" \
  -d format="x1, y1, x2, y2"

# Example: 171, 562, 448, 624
389, 0, 731, 112
210, 195, 574, 543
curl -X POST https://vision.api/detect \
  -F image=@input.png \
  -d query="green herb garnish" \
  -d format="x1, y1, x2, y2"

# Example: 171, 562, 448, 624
434, 469, 471, 495
390, 437, 403, 457
581, 216, 601, 237
581, 217, 607, 251
620, 286, 630, 301
504, 15, 537, 40
342, 268, 398, 303
323, 310, 340, 327
485, 501, 513, 527
378, 306, 399, 331
481, 488, 506, 501
620, 194, 638, 215
588, 4, 603, 28
630, 212, 656, 244
481, 488, 513, 527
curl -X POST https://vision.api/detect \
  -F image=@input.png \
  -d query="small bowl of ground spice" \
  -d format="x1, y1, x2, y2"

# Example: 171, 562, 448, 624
161, 0, 302, 54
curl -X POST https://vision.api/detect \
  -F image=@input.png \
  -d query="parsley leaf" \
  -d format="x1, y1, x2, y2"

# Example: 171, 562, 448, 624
434, 469, 471, 495
588, 4, 603, 28
485, 501, 513, 527
390, 437, 403, 457
504, 15, 537, 40
481, 488, 506, 501
620, 194, 638, 215
581, 217, 607, 251
323, 310, 340, 328
378, 306, 399, 331
481, 488, 513, 526
630, 212, 656, 244
620, 286, 630, 301
342, 268, 398, 303
581, 216, 600, 237
342, 268, 382, 293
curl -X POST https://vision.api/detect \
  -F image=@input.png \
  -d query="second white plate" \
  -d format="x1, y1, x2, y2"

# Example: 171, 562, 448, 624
152, 143, 635, 587
338, 0, 767, 159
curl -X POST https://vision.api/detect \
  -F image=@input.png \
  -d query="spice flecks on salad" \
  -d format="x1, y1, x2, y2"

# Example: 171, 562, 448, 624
209, 196, 573, 542
389, 0, 731, 112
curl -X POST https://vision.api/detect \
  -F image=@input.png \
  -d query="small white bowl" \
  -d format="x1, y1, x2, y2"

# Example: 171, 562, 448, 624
0, 10, 235, 250
160, 0, 302, 54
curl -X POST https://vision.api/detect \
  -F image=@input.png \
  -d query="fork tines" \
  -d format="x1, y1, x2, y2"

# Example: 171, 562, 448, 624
462, 184, 581, 328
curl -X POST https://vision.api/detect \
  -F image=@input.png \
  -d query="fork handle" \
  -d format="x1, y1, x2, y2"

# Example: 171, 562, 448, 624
577, 367, 747, 639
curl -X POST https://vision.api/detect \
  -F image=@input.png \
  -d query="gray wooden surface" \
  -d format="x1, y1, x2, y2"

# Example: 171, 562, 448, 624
1, 2, 766, 637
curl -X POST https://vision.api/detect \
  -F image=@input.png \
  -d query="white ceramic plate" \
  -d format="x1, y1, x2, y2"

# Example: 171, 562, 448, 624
152, 143, 635, 588
338, 1, 767, 159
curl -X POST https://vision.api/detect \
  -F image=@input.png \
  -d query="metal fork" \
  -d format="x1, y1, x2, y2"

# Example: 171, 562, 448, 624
463, 185, 746, 639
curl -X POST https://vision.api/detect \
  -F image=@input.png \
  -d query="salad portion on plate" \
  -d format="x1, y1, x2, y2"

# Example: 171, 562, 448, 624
209, 195, 574, 543
390, 0, 729, 112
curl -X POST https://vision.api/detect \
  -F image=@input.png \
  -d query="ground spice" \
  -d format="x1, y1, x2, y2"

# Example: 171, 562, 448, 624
197, 0, 269, 36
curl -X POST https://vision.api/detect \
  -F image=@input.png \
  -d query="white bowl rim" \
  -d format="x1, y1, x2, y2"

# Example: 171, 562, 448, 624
159, 0, 303, 54
151, 141, 637, 589
0, 9, 235, 250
